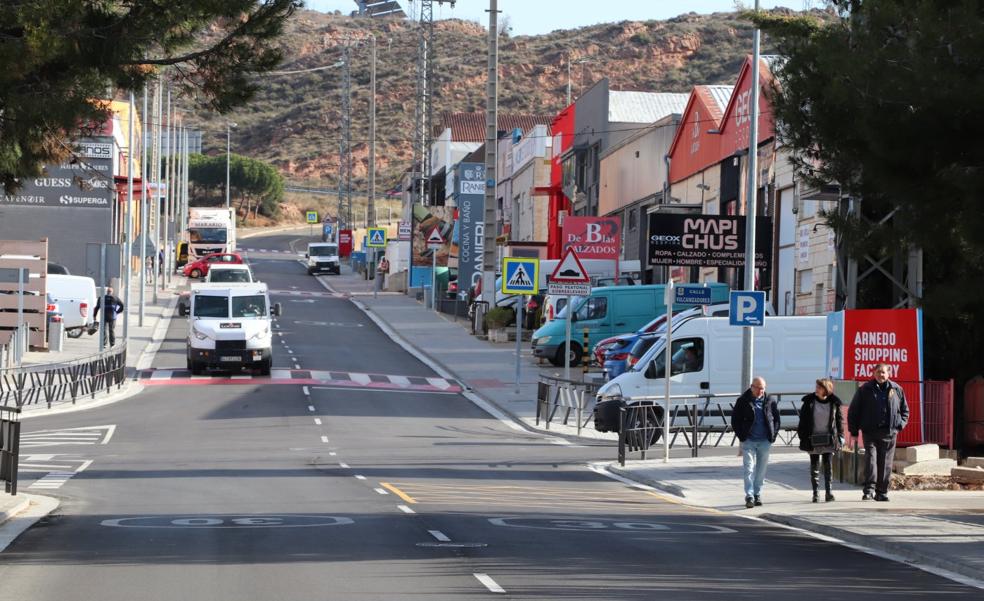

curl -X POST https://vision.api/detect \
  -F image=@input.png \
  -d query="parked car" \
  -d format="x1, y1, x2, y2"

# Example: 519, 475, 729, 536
446, 278, 459, 299
604, 332, 662, 380
46, 262, 71, 275
182, 252, 243, 279
45, 293, 62, 324
46, 273, 97, 338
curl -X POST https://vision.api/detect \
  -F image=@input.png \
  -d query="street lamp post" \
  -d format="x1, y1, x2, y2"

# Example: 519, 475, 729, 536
225, 122, 237, 210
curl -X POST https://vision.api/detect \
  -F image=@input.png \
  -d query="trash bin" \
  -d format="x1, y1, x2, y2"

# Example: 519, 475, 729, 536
48, 319, 65, 352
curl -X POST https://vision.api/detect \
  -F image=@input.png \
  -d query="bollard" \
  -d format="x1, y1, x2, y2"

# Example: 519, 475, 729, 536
582, 328, 590, 377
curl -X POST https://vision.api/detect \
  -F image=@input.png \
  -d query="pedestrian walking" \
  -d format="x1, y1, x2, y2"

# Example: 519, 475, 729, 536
731, 376, 780, 508
797, 378, 844, 503
93, 286, 124, 347
848, 363, 909, 501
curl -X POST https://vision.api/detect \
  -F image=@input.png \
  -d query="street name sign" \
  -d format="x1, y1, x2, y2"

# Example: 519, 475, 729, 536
675, 284, 713, 305
306, 211, 318, 224
547, 248, 591, 296
501, 257, 539, 295
367, 228, 387, 248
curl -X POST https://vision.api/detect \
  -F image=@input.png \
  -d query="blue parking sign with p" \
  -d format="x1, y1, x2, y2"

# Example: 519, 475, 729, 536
729, 291, 767, 326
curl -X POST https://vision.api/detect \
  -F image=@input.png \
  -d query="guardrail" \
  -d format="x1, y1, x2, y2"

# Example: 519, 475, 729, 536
536, 374, 605, 435
0, 344, 127, 410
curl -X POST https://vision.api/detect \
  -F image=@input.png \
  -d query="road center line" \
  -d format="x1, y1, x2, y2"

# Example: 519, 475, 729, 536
339, 462, 349, 468
374, 488, 389, 495
314, 418, 322, 425
428, 530, 450, 542
380, 482, 417, 504
474, 573, 505, 594
355, 475, 366, 480
302, 386, 310, 395
328, 452, 336, 456
307, 405, 315, 412
397, 505, 415, 514
320, 436, 329, 443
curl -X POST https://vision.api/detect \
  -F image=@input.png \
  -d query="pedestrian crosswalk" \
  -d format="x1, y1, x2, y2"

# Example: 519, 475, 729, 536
138, 369, 463, 393
240, 247, 303, 257
20, 425, 116, 448
268, 289, 344, 299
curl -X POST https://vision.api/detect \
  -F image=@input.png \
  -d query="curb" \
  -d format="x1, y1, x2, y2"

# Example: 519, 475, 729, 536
0, 494, 59, 553
606, 464, 688, 498
0, 496, 29, 525
761, 512, 984, 589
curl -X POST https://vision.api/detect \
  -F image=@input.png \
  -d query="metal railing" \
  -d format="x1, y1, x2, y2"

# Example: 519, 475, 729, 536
615, 391, 811, 465
536, 374, 604, 435
0, 324, 30, 368
0, 344, 127, 410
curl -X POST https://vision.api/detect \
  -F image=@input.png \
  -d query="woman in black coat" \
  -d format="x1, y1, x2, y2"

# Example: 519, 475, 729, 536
797, 378, 844, 503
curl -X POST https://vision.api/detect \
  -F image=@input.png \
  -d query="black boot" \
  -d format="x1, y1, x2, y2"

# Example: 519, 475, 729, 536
810, 455, 820, 503
823, 454, 835, 502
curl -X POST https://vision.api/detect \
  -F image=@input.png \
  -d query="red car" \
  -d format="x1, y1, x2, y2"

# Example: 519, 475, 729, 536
182, 252, 243, 279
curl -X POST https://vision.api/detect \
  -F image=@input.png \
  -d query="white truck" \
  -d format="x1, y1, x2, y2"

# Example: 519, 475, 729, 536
182, 207, 237, 265
46, 274, 97, 338
179, 282, 281, 375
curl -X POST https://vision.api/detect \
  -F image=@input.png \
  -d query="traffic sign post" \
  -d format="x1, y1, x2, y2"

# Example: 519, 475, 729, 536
426, 227, 445, 311
501, 257, 540, 394
662, 281, 674, 463
729, 291, 767, 327
548, 248, 591, 382
306, 211, 318, 239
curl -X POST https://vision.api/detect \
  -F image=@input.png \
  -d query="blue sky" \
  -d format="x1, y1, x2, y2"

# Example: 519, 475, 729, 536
307, 1, 813, 36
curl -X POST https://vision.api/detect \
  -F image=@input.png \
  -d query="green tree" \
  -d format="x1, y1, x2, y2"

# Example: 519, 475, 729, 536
188, 153, 284, 220
0, 0, 300, 188
753, 1, 984, 384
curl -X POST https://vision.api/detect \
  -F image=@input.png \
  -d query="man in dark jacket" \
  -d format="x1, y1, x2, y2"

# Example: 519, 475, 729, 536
731, 376, 781, 508
848, 363, 909, 501
93, 286, 124, 347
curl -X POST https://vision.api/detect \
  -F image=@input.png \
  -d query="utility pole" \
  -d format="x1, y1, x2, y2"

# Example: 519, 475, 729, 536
481, 0, 500, 305
368, 34, 376, 229
566, 53, 572, 106
124, 91, 135, 344
139, 84, 148, 325
162, 86, 172, 289
225, 122, 232, 209
740, 0, 761, 391
151, 82, 161, 304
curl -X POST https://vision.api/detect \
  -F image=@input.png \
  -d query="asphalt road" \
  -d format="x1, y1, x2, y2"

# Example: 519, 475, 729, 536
0, 232, 977, 600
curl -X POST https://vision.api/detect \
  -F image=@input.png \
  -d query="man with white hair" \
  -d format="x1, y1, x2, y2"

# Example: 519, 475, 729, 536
732, 376, 780, 508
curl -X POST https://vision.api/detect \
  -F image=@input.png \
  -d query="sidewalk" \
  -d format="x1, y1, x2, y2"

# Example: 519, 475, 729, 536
325, 264, 984, 587
2, 277, 179, 533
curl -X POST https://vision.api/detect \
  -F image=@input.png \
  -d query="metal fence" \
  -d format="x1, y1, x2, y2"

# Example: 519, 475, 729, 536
0, 344, 127, 410
536, 374, 604, 435
615, 391, 810, 465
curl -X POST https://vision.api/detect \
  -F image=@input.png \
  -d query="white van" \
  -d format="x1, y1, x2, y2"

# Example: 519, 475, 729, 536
594, 316, 827, 432
179, 283, 281, 375
306, 242, 339, 275
46, 274, 97, 338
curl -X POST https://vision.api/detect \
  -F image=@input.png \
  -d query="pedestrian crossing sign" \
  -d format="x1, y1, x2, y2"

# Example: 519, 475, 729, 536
367, 227, 386, 248
501, 257, 539, 295
306, 211, 318, 224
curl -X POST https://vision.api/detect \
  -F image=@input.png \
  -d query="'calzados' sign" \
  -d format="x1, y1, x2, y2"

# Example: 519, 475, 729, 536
562, 216, 621, 260
647, 213, 772, 273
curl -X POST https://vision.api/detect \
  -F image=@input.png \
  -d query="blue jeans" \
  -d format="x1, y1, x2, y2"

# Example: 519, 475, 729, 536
742, 439, 772, 498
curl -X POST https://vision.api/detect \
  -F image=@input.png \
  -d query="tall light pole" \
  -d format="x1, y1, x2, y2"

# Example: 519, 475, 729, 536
139, 84, 148, 325
740, 0, 762, 391
225, 122, 237, 210
368, 34, 376, 229
481, 0, 500, 306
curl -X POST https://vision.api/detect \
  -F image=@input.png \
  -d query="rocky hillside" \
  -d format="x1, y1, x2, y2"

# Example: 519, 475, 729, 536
191, 7, 812, 198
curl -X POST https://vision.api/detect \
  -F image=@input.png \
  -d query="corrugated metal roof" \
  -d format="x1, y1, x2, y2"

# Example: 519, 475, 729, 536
608, 91, 689, 123
704, 85, 733, 115
439, 112, 554, 143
